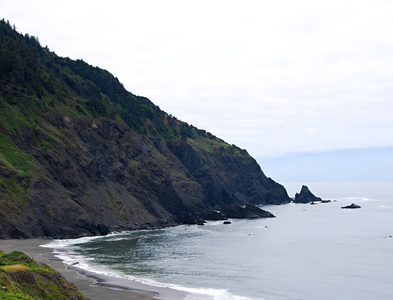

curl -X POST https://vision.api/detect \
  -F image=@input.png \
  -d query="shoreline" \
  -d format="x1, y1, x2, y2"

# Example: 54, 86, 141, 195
0, 239, 190, 300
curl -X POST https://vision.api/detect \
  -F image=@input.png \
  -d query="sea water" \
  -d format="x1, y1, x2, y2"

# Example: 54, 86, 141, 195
45, 181, 393, 300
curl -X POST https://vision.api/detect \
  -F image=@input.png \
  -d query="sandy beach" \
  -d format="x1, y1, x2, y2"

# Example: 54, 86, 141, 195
0, 239, 189, 300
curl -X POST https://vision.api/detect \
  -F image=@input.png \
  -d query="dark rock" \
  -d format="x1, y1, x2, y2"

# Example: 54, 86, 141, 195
197, 218, 206, 225
341, 203, 361, 209
294, 185, 322, 203
223, 221, 231, 224
220, 204, 275, 219
97, 224, 110, 235
199, 209, 228, 221
167, 142, 291, 207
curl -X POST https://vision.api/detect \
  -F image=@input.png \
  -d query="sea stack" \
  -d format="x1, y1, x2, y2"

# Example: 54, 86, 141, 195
293, 185, 322, 203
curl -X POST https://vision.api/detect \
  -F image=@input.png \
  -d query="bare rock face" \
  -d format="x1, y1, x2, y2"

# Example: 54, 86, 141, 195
0, 117, 290, 239
293, 185, 322, 203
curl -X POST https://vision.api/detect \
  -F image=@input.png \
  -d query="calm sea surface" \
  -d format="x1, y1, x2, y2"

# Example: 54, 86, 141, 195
46, 181, 393, 300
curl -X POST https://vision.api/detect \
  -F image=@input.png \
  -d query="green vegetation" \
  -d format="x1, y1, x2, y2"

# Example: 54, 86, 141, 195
0, 177, 30, 212
0, 98, 34, 134
0, 251, 86, 299
0, 134, 33, 177
187, 134, 249, 156
0, 18, 242, 146
0, 252, 36, 267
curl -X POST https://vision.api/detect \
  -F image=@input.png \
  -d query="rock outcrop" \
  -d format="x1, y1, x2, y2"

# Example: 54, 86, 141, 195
220, 204, 275, 219
293, 185, 322, 203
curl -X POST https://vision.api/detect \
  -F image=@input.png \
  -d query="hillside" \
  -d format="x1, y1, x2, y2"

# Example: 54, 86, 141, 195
0, 251, 85, 299
0, 20, 290, 239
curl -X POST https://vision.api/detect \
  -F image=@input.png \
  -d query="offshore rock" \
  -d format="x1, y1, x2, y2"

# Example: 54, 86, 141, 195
341, 203, 361, 209
293, 185, 322, 203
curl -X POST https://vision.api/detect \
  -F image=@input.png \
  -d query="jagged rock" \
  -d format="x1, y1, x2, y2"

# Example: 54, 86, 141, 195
220, 204, 275, 219
341, 203, 361, 209
293, 185, 322, 203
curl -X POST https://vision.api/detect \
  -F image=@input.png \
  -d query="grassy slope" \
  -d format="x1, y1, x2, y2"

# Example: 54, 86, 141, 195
0, 19, 246, 183
0, 251, 85, 300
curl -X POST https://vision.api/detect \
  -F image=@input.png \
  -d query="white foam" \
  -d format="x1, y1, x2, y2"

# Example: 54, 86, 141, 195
204, 220, 228, 227
340, 197, 370, 201
41, 234, 254, 300
182, 287, 256, 300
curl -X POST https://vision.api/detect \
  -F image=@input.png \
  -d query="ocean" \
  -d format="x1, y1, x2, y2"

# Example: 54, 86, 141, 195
44, 181, 393, 300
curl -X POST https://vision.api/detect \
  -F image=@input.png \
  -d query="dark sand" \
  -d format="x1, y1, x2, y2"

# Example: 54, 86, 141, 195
0, 239, 189, 300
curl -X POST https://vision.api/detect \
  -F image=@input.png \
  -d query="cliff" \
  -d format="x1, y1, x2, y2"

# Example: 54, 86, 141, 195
0, 20, 290, 239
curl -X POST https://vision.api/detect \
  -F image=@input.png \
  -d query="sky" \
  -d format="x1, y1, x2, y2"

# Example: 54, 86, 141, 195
2, 0, 393, 181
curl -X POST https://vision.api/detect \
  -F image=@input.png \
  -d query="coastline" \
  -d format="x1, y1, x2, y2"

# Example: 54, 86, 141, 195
0, 239, 189, 300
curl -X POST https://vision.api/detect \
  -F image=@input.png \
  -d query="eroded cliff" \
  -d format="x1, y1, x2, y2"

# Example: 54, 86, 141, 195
0, 20, 290, 238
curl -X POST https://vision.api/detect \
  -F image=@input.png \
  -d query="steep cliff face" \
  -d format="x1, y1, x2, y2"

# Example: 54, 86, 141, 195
0, 20, 290, 239
168, 140, 289, 207
0, 114, 289, 239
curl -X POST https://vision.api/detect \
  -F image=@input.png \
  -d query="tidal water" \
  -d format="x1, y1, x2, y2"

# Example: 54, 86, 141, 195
46, 181, 393, 300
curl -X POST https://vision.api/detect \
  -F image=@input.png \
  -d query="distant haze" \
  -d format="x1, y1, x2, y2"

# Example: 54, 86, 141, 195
259, 147, 393, 182
2, 0, 393, 181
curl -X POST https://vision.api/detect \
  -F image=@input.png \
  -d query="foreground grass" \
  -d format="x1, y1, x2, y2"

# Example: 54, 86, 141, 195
0, 251, 86, 300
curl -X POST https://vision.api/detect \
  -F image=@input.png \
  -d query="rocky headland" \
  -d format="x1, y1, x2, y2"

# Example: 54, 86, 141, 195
0, 20, 290, 239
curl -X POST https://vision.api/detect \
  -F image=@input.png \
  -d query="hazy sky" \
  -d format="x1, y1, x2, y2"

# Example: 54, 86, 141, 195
2, 0, 393, 181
